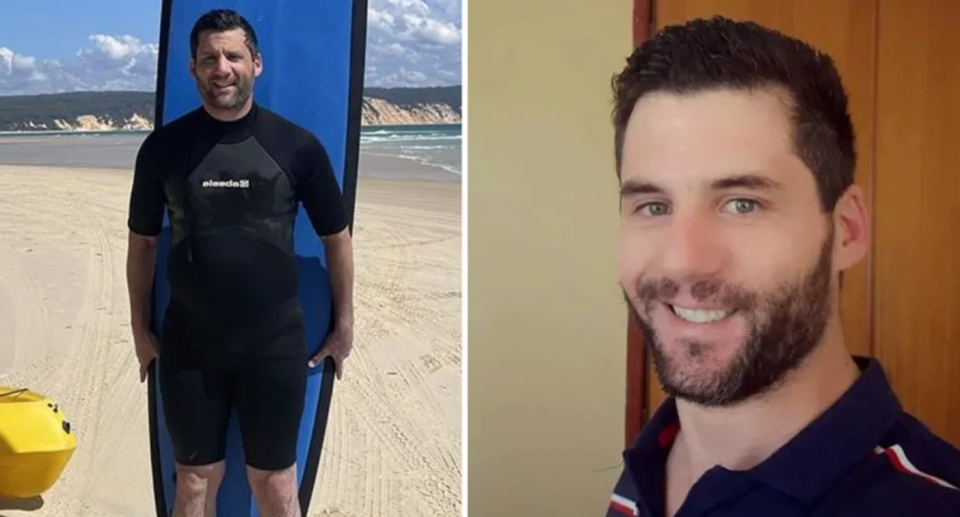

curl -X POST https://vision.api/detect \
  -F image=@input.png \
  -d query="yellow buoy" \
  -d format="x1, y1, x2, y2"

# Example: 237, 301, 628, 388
0, 386, 77, 499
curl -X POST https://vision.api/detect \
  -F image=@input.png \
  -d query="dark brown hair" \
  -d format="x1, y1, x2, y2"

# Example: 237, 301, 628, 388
190, 9, 260, 59
611, 16, 856, 212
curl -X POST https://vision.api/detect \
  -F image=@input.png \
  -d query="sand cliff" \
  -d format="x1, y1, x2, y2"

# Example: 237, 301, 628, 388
361, 98, 461, 126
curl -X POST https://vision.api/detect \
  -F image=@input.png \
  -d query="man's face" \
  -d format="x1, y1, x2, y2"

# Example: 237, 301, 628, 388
618, 87, 845, 407
190, 28, 262, 114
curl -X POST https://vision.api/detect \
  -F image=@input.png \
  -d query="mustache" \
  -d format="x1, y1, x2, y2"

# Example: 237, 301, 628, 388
630, 277, 757, 311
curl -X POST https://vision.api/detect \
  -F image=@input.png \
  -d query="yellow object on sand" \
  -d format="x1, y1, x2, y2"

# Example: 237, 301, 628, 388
0, 386, 77, 499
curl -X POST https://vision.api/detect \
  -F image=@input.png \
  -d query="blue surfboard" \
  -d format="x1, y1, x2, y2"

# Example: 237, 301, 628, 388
145, 0, 367, 515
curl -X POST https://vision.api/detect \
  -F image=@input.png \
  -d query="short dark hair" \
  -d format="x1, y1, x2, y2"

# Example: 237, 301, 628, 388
190, 9, 259, 58
611, 16, 856, 213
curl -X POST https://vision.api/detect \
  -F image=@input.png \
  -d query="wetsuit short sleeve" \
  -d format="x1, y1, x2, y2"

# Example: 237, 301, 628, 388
294, 136, 348, 237
127, 133, 167, 237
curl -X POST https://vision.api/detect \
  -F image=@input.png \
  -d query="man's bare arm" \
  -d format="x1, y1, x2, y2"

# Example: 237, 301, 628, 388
322, 227, 354, 332
127, 231, 159, 336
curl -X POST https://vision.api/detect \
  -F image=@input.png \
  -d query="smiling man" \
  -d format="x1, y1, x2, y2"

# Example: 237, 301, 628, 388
125, 9, 354, 517
605, 16, 960, 517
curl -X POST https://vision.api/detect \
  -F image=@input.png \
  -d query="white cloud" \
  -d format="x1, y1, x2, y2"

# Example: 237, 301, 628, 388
363, 0, 461, 88
0, 2, 460, 95
0, 35, 158, 95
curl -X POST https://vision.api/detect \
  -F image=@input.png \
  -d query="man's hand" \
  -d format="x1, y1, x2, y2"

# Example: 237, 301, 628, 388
134, 330, 159, 382
315, 227, 354, 380
127, 230, 160, 383
308, 326, 354, 380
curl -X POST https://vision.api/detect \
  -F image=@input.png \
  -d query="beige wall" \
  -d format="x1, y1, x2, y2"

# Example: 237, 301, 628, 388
467, 2, 632, 515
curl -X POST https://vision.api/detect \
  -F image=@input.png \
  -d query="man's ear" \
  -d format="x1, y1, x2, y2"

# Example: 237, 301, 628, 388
832, 184, 871, 271
189, 57, 197, 80
254, 53, 263, 77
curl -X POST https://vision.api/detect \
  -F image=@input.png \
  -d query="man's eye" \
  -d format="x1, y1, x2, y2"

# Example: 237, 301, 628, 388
637, 202, 670, 217
724, 199, 759, 214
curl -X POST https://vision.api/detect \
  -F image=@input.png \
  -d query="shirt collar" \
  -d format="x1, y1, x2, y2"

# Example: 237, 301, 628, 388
625, 356, 903, 506
746, 356, 902, 502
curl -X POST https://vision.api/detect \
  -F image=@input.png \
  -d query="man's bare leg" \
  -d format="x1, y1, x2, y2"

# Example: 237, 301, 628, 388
247, 463, 300, 517
173, 461, 225, 517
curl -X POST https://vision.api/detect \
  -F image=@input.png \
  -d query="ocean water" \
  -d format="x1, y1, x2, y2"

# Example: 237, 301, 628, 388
0, 124, 462, 179
361, 124, 461, 176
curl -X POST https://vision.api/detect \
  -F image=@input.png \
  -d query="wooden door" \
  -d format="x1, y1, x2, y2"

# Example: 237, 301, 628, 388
626, 0, 960, 448
871, 0, 960, 445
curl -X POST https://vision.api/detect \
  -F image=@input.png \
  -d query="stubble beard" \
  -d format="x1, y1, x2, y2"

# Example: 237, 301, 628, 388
200, 75, 253, 112
623, 225, 835, 408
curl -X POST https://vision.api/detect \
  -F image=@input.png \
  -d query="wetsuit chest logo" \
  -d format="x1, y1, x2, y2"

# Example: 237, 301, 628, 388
201, 178, 251, 189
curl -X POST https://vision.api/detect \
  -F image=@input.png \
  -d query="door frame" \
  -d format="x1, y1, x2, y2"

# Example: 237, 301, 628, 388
625, 0, 654, 447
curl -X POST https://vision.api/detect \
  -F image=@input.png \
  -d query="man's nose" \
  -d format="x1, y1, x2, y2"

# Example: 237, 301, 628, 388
658, 212, 727, 281
214, 56, 231, 74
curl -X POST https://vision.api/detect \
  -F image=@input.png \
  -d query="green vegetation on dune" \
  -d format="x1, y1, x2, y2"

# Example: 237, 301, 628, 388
0, 91, 154, 131
363, 86, 461, 115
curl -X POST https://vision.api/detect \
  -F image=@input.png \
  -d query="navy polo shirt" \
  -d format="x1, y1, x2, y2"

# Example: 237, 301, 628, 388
606, 356, 960, 516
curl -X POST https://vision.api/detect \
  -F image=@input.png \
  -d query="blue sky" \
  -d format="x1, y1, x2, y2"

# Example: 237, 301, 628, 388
0, 0, 461, 96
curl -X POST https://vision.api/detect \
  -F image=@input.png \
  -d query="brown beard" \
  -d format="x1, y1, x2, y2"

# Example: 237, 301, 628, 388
623, 223, 835, 407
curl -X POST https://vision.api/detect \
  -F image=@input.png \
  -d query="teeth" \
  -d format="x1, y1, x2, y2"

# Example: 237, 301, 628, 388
672, 305, 729, 323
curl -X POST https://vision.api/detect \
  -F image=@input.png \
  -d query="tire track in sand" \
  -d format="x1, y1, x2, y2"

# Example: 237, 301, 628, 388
308, 204, 413, 516
308, 185, 461, 517
58, 186, 141, 512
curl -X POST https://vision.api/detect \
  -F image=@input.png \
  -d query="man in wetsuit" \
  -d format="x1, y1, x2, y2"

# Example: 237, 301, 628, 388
125, 9, 354, 517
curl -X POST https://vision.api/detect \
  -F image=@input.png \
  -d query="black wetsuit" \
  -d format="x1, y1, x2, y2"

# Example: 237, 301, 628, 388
127, 102, 346, 470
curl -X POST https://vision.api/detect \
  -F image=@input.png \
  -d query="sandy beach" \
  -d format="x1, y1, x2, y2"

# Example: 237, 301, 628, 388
0, 155, 461, 515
